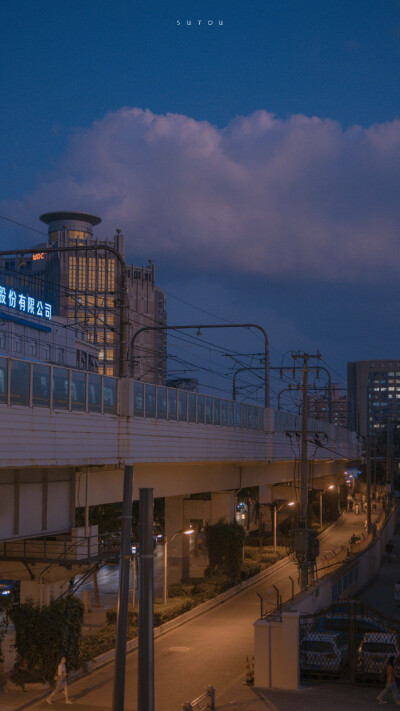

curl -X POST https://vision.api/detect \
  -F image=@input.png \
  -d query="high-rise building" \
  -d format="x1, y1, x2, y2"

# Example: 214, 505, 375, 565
347, 360, 400, 437
308, 383, 349, 428
5, 211, 166, 380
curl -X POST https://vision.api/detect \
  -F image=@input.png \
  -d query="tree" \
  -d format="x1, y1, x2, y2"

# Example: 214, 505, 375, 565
8, 597, 87, 687
204, 520, 245, 584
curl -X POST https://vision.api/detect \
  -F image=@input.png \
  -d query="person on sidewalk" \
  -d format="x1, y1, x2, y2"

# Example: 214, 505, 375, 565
47, 656, 73, 705
377, 656, 400, 705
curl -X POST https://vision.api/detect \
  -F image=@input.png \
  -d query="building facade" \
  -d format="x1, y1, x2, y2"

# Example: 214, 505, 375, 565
7, 211, 167, 380
308, 383, 349, 428
347, 360, 400, 437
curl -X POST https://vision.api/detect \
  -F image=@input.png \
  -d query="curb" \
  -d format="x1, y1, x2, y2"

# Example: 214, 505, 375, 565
8, 553, 294, 711
86, 551, 294, 669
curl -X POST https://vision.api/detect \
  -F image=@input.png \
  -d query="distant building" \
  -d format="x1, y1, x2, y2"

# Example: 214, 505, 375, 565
308, 383, 349, 428
2, 211, 167, 381
0, 261, 98, 370
347, 360, 400, 437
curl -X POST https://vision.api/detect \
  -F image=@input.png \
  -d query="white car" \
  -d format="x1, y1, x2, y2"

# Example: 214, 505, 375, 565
356, 632, 400, 680
300, 633, 348, 675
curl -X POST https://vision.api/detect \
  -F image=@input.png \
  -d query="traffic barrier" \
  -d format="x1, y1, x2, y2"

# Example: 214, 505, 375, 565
182, 684, 215, 710
245, 655, 253, 684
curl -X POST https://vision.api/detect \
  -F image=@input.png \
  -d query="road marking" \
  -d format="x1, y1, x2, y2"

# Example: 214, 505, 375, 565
168, 646, 191, 652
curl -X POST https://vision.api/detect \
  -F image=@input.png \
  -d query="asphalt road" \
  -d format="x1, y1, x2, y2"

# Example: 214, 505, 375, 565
30, 511, 373, 711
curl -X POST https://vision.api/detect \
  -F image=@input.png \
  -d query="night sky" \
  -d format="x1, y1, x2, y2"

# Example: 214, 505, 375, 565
1, 0, 400, 407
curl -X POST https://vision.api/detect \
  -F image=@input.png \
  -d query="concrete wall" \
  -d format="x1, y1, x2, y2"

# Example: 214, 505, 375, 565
254, 613, 300, 689
286, 506, 397, 615
0, 468, 73, 541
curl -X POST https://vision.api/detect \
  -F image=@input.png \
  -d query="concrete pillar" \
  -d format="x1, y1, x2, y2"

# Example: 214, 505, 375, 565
210, 491, 234, 524
254, 612, 300, 690
259, 485, 272, 533
20, 578, 69, 606
165, 495, 190, 584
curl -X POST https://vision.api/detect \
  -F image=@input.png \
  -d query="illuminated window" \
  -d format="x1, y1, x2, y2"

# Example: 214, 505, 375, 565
106, 348, 114, 360
78, 257, 86, 290
106, 367, 114, 376
106, 313, 114, 325
106, 331, 114, 343
107, 296, 114, 308
98, 258, 106, 290
69, 256, 76, 289
99, 350, 104, 361
108, 259, 115, 290
88, 258, 96, 290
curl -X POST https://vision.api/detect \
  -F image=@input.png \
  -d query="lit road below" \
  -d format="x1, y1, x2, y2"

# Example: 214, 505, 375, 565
32, 511, 374, 711
76, 546, 166, 608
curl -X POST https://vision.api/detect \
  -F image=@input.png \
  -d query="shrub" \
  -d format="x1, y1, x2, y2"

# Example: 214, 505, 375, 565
9, 597, 86, 687
204, 521, 245, 583
153, 596, 194, 625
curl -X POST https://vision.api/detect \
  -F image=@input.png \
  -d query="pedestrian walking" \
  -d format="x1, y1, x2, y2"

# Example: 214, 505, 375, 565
47, 656, 73, 704
377, 656, 400, 704
395, 582, 400, 607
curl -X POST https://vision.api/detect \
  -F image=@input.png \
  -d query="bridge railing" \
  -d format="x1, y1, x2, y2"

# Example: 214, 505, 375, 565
0, 354, 356, 443
0, 354, 117, 414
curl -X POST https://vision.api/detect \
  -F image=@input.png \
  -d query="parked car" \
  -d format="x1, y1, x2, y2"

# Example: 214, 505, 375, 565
0, 579, 20, 604
313, 614, 386, 644
356, 632, 400, 680
300, 633, 348, 675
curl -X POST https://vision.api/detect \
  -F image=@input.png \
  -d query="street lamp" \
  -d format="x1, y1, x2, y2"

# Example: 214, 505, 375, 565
319, 485, 335, 530
163, 528, 194, 605
273, 501, 295, 553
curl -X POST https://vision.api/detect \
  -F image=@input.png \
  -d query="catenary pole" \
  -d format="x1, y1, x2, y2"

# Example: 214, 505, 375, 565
138, 488, 154, 711
131, 323, 270, 407
111, 464, 133, 711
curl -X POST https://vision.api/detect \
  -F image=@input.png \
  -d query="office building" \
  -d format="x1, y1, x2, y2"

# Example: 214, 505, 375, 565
7, 211, 167, 380
347, 360, 400, 437
308, 383, 349, 428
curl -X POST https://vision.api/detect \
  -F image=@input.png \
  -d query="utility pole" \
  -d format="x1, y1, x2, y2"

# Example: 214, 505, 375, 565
386, 415, 393, 503
292, 351, 321, 589
366, 435, 371, 534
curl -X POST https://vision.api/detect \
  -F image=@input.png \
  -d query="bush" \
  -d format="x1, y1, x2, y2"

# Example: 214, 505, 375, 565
80, 625, 118, 659
9, 597, 87, 688
204, 521, 245, 583
106, 605, 138, 626
153, 596, 194, 625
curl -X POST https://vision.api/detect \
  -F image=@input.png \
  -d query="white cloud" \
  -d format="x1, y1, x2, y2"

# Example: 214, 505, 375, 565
3, 107, 400, 282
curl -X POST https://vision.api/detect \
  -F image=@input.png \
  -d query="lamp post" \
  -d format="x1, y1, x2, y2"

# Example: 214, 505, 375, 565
319, 485, 335, 530
273, 501, 295, 553
131, 323, 270, 407
163, 528, 194, 605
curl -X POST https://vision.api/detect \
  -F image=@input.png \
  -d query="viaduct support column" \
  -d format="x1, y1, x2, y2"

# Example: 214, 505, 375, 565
210, 491, 235, 524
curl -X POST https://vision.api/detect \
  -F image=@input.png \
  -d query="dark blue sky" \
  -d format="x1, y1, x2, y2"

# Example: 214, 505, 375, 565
1, 0, 400, 406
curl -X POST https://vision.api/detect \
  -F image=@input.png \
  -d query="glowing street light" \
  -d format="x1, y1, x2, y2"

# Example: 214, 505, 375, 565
273, 501, 295, 553
319, 485, 335, 529
163, 528, 194, 605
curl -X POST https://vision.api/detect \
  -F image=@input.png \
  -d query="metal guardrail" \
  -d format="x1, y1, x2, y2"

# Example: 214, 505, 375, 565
182, 685, 215, 710
0, 531, 122, 564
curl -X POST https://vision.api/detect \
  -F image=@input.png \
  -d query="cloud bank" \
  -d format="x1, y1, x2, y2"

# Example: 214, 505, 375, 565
4, 107, 400, 282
